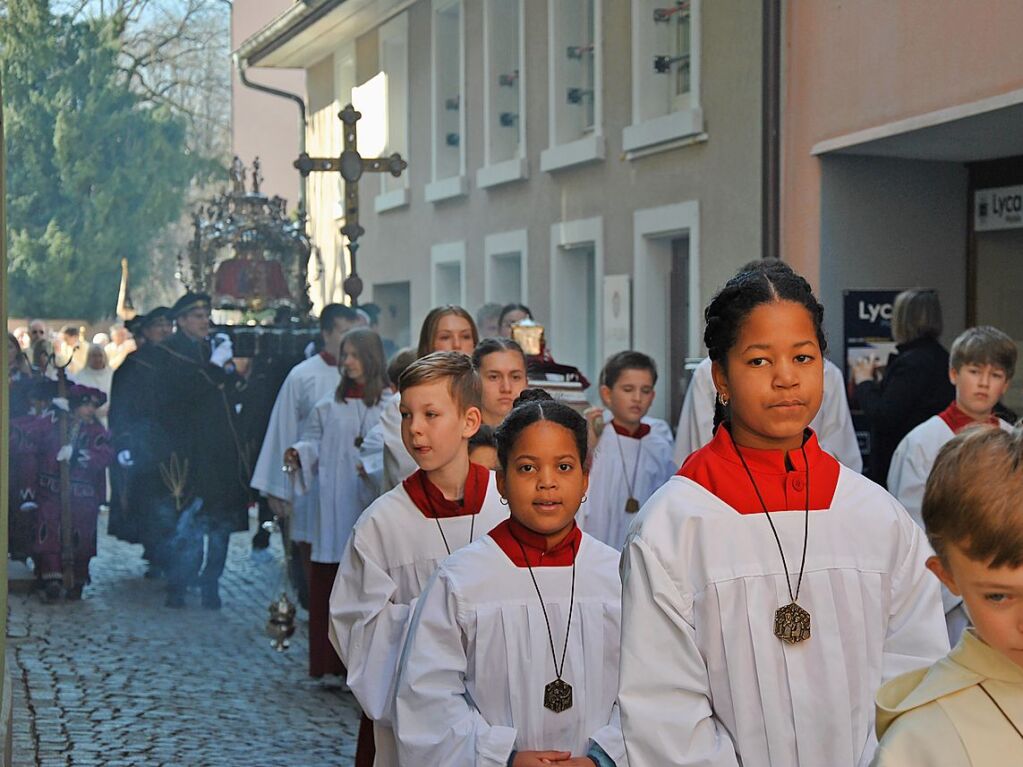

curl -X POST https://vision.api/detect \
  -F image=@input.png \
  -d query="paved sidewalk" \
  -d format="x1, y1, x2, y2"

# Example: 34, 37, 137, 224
7, 512, 361, 766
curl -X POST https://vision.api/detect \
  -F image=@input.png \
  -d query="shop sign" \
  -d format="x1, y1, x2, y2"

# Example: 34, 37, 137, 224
975, 185, 1023, 231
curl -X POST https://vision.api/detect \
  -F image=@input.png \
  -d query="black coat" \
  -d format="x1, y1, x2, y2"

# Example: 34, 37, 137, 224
151, 332, 251, 532
855, 336, 954, 486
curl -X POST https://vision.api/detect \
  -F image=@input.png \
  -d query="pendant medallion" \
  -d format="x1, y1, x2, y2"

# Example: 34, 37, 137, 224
354, 436, 364, 448
774, 602, 811, 644
544, 679, 573, 713
625, 497, 640, 514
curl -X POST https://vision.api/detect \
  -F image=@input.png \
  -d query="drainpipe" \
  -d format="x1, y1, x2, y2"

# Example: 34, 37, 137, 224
761, 0, 781, 261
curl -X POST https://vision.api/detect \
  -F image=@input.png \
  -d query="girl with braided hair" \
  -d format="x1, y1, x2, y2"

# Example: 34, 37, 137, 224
618, 266, 948, 766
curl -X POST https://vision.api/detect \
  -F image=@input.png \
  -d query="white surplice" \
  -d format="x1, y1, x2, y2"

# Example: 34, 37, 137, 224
674, 357, 863, 471
618, 470, 949, 767
329, 473, 508, 767
579, 422, 676, 550
251, 354, 339, 543
394, 533, 627, 767
887, 413, 1013, 643
292, 392, 389, 564
362, 394, 418, 496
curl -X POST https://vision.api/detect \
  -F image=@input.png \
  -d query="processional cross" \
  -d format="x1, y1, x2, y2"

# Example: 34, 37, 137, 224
294, 104, 407, 305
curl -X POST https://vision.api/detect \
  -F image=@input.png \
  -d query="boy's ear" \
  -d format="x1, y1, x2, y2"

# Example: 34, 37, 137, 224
926, 555, 961, 596
948, 366, 958, 386
598, 384, 612, 408
462, 405, 482, 438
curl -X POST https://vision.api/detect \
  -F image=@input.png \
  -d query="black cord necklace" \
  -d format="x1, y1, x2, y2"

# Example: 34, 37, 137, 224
418, 471, 475, 556
613, 427, 645, 514
513, 535, 577, 713
732, 435, 812, 644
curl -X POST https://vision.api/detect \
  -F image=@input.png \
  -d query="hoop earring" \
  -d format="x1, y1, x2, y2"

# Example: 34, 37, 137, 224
581, 495, 588, 504
717, 392, 730, 407
499, 496, 509, 506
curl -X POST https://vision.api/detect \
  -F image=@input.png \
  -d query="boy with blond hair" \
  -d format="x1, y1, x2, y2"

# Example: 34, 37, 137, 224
873, 425, 1023, 765
888, 325, 1017, 642
329, 351, 507, 767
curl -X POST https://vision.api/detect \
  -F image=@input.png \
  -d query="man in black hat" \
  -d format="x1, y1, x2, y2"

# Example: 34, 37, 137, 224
107, 307, 173, 564
150, 293, 252, 608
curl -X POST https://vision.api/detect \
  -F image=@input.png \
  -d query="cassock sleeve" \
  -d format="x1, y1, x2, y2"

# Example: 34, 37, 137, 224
251, 372, 300, 500
292, 399, 326, 495
882, 505, 949, 681
618, 536, 740, 767
395, 569, 518, 767
359, 422, 385, 492
328, 526, 412, 725
674, 361, 715, 467
886, 435, 926, 529
819, 362, 863, 472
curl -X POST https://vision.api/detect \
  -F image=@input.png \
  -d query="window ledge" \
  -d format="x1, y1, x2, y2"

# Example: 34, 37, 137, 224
476, 157, 528, 189
425, 174, 469, 203
374, 187, 410, 214
623, 107, 705, 156
540, 134, 605, 173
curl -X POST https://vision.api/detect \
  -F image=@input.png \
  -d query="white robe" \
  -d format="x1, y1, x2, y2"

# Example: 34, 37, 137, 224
674, 357, 863, 472
362, 394, 418, 496
292, 393, 389, 563
579, 422, 676, 550
250, 355, 339, 543
618, 469, 949, 767
329, 473, 508, 767
887, 413, 1014, 643
395, 533, 627, 767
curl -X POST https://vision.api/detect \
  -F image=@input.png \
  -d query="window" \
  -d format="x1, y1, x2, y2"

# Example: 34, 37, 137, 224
484, 229, 529, 304
427, 0, 467, 203
624, 0, 704, 154
478, 0, 527, 189
540, 0, 605, 173
550, 217, 604, 385
371, 281, 412, 348
431, 241, 467, 307
376, 12, 410, 212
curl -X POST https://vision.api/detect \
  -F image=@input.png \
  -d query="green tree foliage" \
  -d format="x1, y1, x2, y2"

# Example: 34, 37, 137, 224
2, 0, 195, 319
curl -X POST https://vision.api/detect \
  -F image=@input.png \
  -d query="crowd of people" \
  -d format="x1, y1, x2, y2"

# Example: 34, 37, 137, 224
7, 259, 1023, 765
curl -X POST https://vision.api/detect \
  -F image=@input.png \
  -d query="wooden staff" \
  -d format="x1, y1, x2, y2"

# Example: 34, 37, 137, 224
54, 352, 76, 593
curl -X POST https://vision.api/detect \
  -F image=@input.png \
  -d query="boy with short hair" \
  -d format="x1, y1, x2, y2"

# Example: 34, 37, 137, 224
873, 425, 1023, 766
887, 325, 1017, 642
329, 351, 508, 767
580, 351, 675, 550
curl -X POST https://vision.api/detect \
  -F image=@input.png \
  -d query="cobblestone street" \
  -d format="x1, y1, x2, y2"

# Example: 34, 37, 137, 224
7, 512, 361, 766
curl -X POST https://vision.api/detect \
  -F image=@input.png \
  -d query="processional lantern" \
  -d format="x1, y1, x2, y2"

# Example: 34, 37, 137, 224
293, 103, 408, 306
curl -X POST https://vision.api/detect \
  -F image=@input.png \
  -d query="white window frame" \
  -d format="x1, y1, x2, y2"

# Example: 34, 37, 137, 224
426, 0, 468, 203
540, 0, 606, 173
549, 217, 604, 385
483, 229, 529, 304
430, 240, 468, 307
632, 200, 700, 420
624, 0, 704, 156
375, 12, 411, 213
478, 0, 527, 189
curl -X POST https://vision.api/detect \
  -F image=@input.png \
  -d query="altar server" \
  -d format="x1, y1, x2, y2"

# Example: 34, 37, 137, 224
580, 351, 675, 550
395, 389, 626, 766
286, 329, 391, 678
619, 266, 948, 767
330, 351, 505, 767
473, 337, 528, 428
674, 260, 861, 472
887, 325, 1016, 644
250, 304, 358, 596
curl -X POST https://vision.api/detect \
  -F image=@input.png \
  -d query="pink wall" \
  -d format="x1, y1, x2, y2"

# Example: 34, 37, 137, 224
231, 0, 306, 206
781, 0, 1023, 287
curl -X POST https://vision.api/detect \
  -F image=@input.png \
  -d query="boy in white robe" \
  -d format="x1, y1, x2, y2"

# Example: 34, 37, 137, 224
580, 351, 675, 550
619, 266, 947, 767
395, 389, 626, 766
887, 325, 1017, 644
329, 351, 506, 767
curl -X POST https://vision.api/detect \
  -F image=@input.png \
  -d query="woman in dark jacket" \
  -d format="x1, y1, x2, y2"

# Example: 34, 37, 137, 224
853, 289, 954, 486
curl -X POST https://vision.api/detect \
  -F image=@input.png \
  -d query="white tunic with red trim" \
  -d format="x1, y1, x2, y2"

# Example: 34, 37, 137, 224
619, 426, 948, 767
361, 394, 419, 496
329, 463, 507, 767
395, 519, 627, 767
580, 420, 676, 550
250, 353, 340, 543
674, 357, 863, 472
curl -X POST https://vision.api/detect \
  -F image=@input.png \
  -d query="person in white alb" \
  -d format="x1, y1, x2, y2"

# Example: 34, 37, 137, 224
395, 389, 626, 766
887, 324, 1017, 645
674, 260, 861, 472
619, 266, 948, 767
329, 352, 506, 767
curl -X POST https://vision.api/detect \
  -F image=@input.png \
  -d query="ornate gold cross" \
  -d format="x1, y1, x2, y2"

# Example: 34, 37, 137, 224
294, 103, 407, 305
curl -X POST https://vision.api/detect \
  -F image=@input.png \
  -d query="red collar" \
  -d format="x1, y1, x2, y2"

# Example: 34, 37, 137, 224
489, 518, 581, 567
611, 421, 651, 439
938, 401, 999, 433
678, 424, 839, 513
403, 463, 489, 519
320, 351, 338, 367
341, 380, 365, 399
